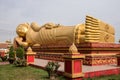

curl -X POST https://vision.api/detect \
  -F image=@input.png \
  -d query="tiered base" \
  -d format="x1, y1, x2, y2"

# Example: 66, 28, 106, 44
32, 42, 120, 66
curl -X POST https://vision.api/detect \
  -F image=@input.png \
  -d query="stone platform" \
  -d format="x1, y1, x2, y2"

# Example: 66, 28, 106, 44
30, 58, 120, 78
32, 42, 120, 66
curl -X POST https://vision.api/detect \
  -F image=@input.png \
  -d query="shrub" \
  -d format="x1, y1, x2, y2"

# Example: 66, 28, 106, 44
0, 56, 7, 61
9, 46, 15, 59
16, 46, 25, 59
8, 46, 16, 64
14, 58, 27, 67
14, 46, 26, 67
45, 61, 60, 79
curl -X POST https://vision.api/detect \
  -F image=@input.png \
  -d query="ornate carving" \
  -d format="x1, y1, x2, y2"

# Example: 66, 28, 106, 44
69, 43, 78, 54
83, 56, 117, 66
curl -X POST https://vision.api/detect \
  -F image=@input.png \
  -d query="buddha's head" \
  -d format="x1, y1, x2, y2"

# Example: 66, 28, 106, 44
16, 23, 29, 37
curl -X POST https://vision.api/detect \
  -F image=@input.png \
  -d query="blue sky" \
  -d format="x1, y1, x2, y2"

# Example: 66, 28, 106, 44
0, 0, 120, 43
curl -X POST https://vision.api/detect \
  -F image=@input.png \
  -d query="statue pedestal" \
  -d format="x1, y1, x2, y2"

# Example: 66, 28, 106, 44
25, 47, 36, 65
64, 54, 84, 80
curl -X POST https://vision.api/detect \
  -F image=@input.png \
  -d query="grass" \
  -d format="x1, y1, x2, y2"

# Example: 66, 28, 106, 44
0, 64, 66, 80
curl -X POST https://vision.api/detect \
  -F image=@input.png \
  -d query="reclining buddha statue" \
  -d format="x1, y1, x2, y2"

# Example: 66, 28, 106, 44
14, 15, 115, 47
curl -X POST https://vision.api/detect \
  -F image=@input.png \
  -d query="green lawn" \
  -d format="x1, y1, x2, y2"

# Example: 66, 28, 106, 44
0, 64, 66, 80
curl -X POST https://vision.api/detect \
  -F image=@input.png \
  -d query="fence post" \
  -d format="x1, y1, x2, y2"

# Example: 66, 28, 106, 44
25, 47, 36, 65
64, 43, 85, 80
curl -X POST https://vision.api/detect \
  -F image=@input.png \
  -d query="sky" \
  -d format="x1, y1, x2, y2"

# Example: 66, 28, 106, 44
0, 0, 120, 43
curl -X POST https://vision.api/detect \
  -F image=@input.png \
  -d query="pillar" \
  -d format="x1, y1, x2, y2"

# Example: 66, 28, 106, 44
116, 54, 120, 66
64, 43, 84, 80
64, 54, 84, 80
25, 47, 36, 65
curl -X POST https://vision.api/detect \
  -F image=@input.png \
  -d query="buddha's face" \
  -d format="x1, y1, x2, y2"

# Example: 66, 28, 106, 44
16, 23, 29, 37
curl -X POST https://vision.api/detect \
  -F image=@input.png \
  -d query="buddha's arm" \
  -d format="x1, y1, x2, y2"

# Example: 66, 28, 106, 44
15, 37, 28, 47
